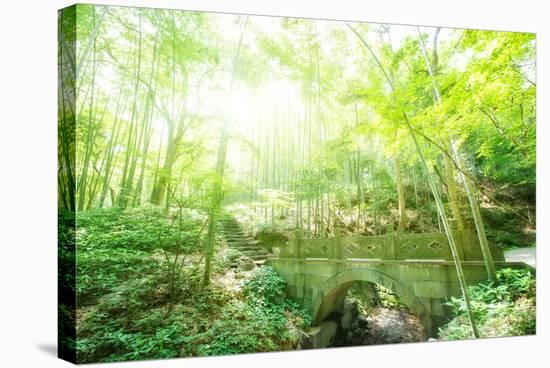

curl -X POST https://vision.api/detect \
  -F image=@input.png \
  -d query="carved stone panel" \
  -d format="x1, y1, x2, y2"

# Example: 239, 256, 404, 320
395, 233, 452, 260
301, 239, 331, 258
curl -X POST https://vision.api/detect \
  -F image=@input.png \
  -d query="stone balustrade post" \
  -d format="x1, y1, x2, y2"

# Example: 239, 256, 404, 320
448, 219, 465, 260
387, 224, 397, 259
334, 227, 344, 260
294, 229, 303, 259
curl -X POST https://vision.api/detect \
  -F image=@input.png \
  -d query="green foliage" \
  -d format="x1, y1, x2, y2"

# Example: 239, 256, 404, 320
65, 6, 537, 361
439, 268, 535, 340
482, 207, 535, 249
75, 207, 309, 362
77, 247, 159, 306
243, 267, 312, 328
75, 207, 205, 306
77, 282, 228, 362
59, 209, 76, 296
223, 248, 241, 263
243, 266, 287, 304
77, 207, 169, 251
195, 300, 282, 355
258, 189, 295, 209
347, 282, 408, 315
253, 221, 290, 247
195, 267, 311, 356
58, 209, 77, 360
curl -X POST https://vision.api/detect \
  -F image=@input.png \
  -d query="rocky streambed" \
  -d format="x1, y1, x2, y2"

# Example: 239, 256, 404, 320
334, 306, 428, 346
302, 301, 427, 349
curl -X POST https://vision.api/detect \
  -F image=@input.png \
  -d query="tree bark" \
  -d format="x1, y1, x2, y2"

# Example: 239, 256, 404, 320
203, 16, 248, 285
444, 153, 465, 231
395, 156, 407, 232
347, 23, 479, 337
417, 27, 496, 281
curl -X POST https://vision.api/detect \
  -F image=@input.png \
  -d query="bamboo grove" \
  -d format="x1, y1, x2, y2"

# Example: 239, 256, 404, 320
59, 5, 536, 341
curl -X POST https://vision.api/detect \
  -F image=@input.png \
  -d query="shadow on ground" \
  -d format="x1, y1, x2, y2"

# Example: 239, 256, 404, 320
36, 343, 57, 357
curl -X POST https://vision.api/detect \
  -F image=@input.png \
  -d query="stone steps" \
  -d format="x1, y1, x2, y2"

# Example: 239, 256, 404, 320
225, 236, 255, 241
230, 245, 266, 252
227, 239, 260, 246
223, 224, 241, 229
237, 253, 267, 260
223, 229, 244, 233
222, 231, 245, 235
229, 242, 263, 248
234, 248, 268, 256
230, 259, 266, 268
222, 217, 269, 269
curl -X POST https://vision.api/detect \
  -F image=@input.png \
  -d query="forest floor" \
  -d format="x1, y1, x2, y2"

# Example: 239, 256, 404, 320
504, 247, 536, 268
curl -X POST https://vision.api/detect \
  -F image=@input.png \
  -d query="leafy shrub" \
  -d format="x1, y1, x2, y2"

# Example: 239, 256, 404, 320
439, 267, 535, 340
75, 207, 206, 306
59, 210, 77, 360
76, 248, 160, 306
79, 306, 198, 362
496, 268, 536, 299
59, 209, 76, 295
76, 207, 204, 252
77, 207, 164, 251
482, 207, 535, 249
253, 222, 289, 249
243, 266, 286, 304
75, 208, 311, 362
221, 248, 241, 266
195, 267, 311, 356
77, 281, 229, 363
195, 300, 281, 355
482, 297, 536, 336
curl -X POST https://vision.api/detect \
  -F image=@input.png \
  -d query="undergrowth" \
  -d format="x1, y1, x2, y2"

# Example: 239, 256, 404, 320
438, 268, 535, 340
75, 208, 309, 363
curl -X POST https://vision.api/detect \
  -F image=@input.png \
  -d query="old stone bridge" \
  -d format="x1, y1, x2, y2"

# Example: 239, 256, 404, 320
268, 228, 526, 338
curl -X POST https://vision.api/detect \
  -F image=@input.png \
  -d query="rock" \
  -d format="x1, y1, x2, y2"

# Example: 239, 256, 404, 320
313, 321, 338, 348
428, 338, 437, 342
301, 321, 338, 349
341, 301, 359, 330
237, 256, 256, 271
224, 248, 241, 263
357, 314, 369, 328
299, 326, 320, 349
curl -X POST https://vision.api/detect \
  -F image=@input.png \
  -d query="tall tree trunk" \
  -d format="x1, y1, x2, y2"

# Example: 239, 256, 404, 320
417, 27, 496, 281
118, 11, 142, 208
77, 6, 97, 211
203, 16, 248, 285
395, 156, 407, 232
150, 16, 188, 207
444, 153, 465, 231
347, 23, 479, 337
58, 27, 76, 211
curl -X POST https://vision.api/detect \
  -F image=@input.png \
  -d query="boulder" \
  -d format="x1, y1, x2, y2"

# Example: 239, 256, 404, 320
237, 256, 256, 271
313, 321, 338, 348
341, 301, 359, 330
357, 314, 369, 328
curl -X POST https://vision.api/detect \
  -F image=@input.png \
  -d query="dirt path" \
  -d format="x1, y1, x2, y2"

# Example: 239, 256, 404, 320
504, 247, 536, 268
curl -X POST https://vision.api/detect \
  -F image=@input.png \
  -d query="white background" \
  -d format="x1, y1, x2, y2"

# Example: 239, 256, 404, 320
0, 0, 547, 367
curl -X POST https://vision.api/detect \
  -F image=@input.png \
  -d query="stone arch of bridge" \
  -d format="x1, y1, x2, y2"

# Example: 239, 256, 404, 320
311, 267, 437, 334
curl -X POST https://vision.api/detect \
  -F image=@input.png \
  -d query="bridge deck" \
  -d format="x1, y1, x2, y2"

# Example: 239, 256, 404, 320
271, 258, 526, 267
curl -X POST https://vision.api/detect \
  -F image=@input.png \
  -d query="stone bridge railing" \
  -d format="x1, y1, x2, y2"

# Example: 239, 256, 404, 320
277, 228, 505, 262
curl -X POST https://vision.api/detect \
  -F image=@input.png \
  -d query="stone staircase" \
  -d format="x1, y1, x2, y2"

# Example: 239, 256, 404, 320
221, 217, 269, 268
